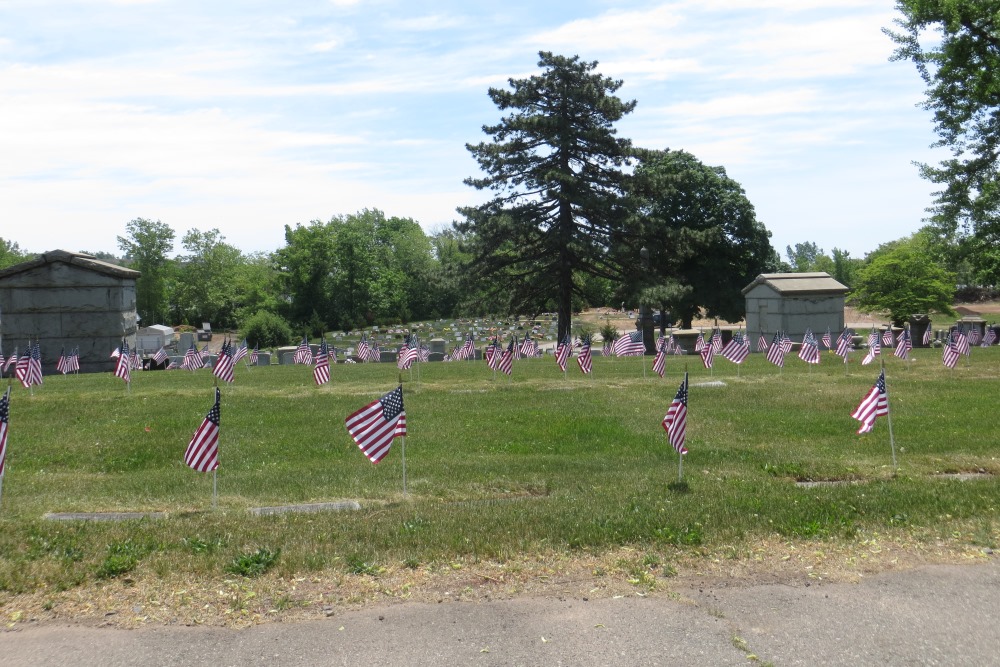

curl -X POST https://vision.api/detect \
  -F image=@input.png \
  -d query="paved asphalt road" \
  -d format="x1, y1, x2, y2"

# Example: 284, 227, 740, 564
2, 561, 998, 666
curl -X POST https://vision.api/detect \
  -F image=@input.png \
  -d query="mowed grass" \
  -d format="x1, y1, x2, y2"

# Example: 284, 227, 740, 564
0, 348, 998, 594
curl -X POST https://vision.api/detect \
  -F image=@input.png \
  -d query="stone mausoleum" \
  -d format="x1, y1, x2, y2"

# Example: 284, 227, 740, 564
0, 250, 140, 374
742, 272, 849, 344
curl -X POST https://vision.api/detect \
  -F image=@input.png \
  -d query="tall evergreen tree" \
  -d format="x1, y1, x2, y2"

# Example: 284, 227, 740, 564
458, 52, 635, 341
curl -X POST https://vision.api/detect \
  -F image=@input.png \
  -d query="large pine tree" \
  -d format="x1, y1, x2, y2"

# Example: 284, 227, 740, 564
458, 52, 635, 341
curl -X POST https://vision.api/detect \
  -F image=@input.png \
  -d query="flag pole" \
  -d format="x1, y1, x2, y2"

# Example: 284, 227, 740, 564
881, 357, 898, 474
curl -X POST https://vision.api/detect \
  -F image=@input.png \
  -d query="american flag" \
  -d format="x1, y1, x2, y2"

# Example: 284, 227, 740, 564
212, 339, 235, 383
249, 343, 259, 366
756, 333, 768, 353
601, 336, 614, 356
357, 334, 372, 362
370, 339, 383, 362
982, 327, 997, 347
780, 332, 793, 353
671, 334, 683, 355
882, 328, 894, 347
694, 332, 705, 352
0, 386, 9, 476
798, 329, 820, 364
942, 331, 960, 369
232, 338, 249, 365
555, 335, 571, 372
200, 344, 211, 359
821, 328, 832, 350
166, 359, 180, 370
652, 346, 666, 377
344, 386, 406, 464
0, 345, 5, 373
2, 347, 16, 374
894, 328, 912, 359
699, 341, 714, 369
184, 387, 220, 472
613, 331, 644, 357
766, 331, 785, 367
14, 347, 30, 386
485, 337, 501, 370
461, 333, 476, 360
922, 326, 932, 346
512, 335, 521, 360
56, 347, 67, 374
851, 370, 889, 434
953, 328, 970, 356
862, 329, 880, 365
498, 339, 515, 376
130, 347, 142, 370
710, 328, 723, 353
113, 339, 131, 384
577, 335, 592, 374
520, 334, 535, 358
65, 348, 80, 373
152, 347, 168, 366
968, 327, 981, 346
293, 337, 313, 365
314, 338, 331, 385
662, 373, 688, 455
418, 344, 430, 362
397, 336, 418, 370
835, 328, 853, 359
721, 331, 750, 364
110, 345, 121, 359
181, 343, 204, 370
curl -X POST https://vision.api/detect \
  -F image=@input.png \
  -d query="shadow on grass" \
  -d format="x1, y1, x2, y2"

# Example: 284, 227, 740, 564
667, 481, 690, 494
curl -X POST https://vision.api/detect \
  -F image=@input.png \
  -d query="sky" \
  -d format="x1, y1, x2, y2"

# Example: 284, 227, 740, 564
1, 0, 944, 261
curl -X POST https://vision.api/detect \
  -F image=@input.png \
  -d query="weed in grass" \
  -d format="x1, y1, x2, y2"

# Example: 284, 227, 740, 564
403, 558, 421, 569
226, 548, 280, 578
96, 539, 151, 579
345, 554, 381, 576
183, 535, 227, 554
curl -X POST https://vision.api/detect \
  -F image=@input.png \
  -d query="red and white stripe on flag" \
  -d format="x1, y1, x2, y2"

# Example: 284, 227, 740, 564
345, 386, 406, 464
662, 375, 688, 454
184, 387, 220, 472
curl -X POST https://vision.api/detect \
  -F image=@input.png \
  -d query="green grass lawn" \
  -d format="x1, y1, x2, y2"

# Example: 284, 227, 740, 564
0, 348, 998, 595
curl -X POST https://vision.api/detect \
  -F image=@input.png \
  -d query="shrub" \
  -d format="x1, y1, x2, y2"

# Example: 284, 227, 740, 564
241, 310, 293, 348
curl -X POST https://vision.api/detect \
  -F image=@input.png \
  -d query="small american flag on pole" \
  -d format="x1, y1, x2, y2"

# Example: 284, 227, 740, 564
942, 331, 960, 369
662, 373, 688, 455
851, 370, 889, 434
344, 386, 406, 464
184, 387, 220, 472
576, 335, 592, 374
699, 341, 714, 369
835, 328, 853, 359
113, 339, 131, 384
652, 346, 666, 377
293, 337, 313, 365
766, 332, 785, 367
181, 343, 204, 370
498, 338, 515, 376
0, 386, 10, 477
212, 339, 235, 383
232, 339, 249, 365
821, 328, 832, 350
152, 347, 168, 366
894, 328, 912, 359
982, 327, 997, 347
314, 338, 331, 385
555, 335, 571, 372
721, 331, 749, 364
798, 329, 820, 364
